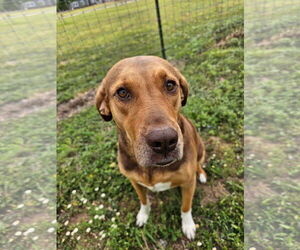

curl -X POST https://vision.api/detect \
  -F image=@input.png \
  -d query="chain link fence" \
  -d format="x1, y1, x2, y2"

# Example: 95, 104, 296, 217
57, 0, 243, 103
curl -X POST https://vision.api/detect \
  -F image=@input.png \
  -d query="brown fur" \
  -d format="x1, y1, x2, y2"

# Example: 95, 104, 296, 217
95, 56, 206, 214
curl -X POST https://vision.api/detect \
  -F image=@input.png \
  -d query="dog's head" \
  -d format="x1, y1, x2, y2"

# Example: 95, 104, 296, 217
96, 56, 189, 167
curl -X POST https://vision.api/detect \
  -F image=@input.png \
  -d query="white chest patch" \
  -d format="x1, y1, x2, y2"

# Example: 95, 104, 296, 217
138, 182, 172, 192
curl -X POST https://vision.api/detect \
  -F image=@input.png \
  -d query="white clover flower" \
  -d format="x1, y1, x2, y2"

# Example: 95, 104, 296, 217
99, 230, 104, 236
15, 231, 22, 236
86, 227, 91, 233
76, 236, 81, 240
72, 190, 77, 195
32, 236, 39, 241
99, 204, 104, 209
88, 219, 93, 224
99, 215, 105, 220
101, 233, 106, 239
116, 212, 120, 216
212, 248, 217, 250
101, 193, 106, 198
95, 207, 99, 211
94, 187, 99, 192
47, 227, 55, 233
17, 204, 24, 209
83, 199, 87, 204
249, 248, 256, 250
64, 220, 69, 226
23, 231, 29, 236
94, 215, 99, 219
197, 241, 202, 246
8, 238, 13, 243
42, 199, 49, 204
51, 219, 57, 224
24, 228, 35, 236
111, 217, 116, 222
24, 190, 32, 195
67, 204, 72, 209
111, 224, 117, 229
66, 231, 70, 236
12, 220, 20, 226
71, 228, 78, 235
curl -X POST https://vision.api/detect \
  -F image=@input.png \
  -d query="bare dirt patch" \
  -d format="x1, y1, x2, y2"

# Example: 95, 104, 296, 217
245, 181, 277, 203
57, 88, 96, 121
215, 28, 244, 48
0, 90, 55, 122
69, 211, 89, 225
256, 28, 300, 47
200, 180, 230, 206
245, 136, 282, 159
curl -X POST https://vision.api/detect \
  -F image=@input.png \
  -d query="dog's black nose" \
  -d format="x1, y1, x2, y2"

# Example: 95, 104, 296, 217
146, 127, 178, 154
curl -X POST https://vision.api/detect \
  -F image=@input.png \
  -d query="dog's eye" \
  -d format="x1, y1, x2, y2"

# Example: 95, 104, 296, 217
116, 87, 131, 100
165, 80, 177, 92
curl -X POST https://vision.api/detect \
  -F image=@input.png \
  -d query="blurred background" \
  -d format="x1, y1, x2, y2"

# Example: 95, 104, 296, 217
0, 0, 56, 249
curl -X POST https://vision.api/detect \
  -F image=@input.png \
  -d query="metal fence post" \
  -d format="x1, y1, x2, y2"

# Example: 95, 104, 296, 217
154, 0, 166, 59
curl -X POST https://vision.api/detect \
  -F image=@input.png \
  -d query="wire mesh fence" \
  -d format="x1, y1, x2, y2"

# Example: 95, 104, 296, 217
56, 0, 243, 103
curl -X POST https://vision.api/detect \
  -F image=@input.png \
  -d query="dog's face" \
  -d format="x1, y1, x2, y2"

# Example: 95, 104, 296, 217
96, 56, 189, 167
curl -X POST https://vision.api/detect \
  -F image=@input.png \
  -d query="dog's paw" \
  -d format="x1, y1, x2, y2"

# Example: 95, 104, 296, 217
136, 203, 150, 227
199, 173, 207, 183
181, 210, 196, 240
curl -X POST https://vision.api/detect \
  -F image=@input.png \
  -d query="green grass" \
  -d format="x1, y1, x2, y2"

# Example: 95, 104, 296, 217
244, 4, 300, 249
0, 7, 56, 249
0, 7, 55, 105
0, 109, 56, 249
57, 8, 244, 248
57, 0, 243, 103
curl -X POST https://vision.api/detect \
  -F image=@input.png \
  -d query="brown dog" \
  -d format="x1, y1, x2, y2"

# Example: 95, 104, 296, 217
95, 56, 207, 239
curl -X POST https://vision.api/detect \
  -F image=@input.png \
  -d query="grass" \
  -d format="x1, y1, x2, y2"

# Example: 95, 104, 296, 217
0, 7, 56, 249
0, 7, 55, 105
0, 109, 56, 249
57, 0, 243, 103
244, 3, 300, 249
57, 4, 244, 248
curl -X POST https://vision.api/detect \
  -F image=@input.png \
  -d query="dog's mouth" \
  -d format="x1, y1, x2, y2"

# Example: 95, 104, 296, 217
153, 159, 177, 167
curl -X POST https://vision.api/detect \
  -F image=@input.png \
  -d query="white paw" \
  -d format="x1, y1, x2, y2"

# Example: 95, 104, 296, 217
136, 203, 150, 227
199, 173, 207, 183
181, 210, 196, 240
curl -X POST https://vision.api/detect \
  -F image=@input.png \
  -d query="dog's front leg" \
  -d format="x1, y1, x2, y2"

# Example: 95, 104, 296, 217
180, 177, 196, 240
130, 180, 151, 227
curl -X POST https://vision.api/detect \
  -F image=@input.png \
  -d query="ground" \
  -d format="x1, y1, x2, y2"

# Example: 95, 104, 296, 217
244, 3, 300, 249
0, 6, 56, 249
57, 1, 244, 249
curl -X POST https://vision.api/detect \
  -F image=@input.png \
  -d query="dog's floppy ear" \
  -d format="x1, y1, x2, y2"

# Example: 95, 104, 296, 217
95, 79, 112, 121
179, 74, 189, 106
173, 66, 189, 106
